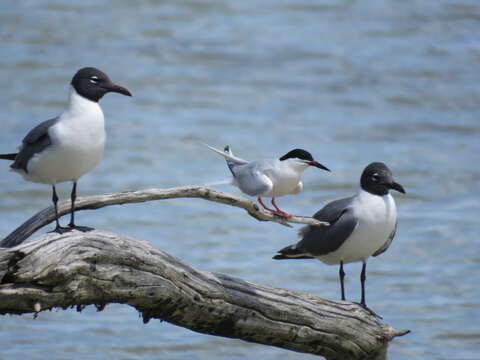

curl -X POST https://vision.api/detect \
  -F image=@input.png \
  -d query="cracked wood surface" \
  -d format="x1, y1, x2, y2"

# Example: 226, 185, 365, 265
0, 185, 329, 248
0, 230, 408, 360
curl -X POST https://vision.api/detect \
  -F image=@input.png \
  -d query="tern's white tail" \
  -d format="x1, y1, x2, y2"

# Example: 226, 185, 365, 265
203, 179, 233, 187
201, 142, 249, 165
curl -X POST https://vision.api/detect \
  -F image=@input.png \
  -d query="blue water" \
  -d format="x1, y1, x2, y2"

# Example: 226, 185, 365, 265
1, 1, 479, 359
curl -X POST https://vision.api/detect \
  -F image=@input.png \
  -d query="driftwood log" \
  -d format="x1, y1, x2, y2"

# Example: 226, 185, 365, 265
0, 186, 409, 360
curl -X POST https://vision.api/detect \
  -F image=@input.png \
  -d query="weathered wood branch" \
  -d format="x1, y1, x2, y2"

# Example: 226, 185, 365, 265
0, 230, 408, 360
1, 185, 328, 248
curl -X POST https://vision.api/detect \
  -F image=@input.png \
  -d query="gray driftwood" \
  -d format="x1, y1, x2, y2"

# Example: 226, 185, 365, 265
0, 230, 408, 360
1, 185, 328, 248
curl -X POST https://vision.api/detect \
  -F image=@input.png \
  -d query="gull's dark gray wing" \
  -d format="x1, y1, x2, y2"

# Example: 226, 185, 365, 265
274, 197, 358, 260
296, 197, 358, 256
372, 221, 397, 257
11, 117, 58, 173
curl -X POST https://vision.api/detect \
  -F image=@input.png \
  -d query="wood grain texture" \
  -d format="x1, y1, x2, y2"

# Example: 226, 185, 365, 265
0, 185, 329, 248
0, 230, 408, 360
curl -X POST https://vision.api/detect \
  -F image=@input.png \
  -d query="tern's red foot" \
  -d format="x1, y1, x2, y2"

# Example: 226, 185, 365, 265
270, 210, 292, 219
270, 198, 291, 218
257, 197, 276, 212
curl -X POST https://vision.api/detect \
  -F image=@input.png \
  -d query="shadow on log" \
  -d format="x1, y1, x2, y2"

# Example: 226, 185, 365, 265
0, 186, 409, 359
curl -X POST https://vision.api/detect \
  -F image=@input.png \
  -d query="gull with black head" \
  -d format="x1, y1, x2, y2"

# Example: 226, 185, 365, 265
273, 162, 405, 315
0, 67, 132, 233
205, 144, 330, 218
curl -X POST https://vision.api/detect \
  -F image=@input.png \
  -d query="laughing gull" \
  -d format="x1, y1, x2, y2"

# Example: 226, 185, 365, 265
273, 162, 405, 313
0, 67, 132, 233
205, 144, 330, 218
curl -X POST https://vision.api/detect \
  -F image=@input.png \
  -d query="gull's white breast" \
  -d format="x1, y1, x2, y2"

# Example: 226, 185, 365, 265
24, 90, 106, 184
319, 189, 397, 265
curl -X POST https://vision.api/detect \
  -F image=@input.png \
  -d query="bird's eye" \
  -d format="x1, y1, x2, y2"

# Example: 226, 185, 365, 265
371, 173, 380, 182
89, 76, 99, 84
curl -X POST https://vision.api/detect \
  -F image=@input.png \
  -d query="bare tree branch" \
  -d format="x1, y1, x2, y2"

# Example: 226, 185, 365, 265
0, 185, 328, 248
0, 230, 409, 360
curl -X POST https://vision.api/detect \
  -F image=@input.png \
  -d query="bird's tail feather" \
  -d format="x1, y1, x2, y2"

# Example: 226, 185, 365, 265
201, 142, 248, 165
223, 145, 236, 176
0, 153, 17, 160
273, 245, 314, 260
203, 179, 233, 187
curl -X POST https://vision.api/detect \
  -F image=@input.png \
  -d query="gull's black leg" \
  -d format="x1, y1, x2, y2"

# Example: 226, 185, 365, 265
339, 260, 346, 301
50, 185, 70, 233
52, 184, 61, 230
68, 181, 93, 232
354, 260, 382, 319
68, 181, 77, 228
360, 260, 367, 306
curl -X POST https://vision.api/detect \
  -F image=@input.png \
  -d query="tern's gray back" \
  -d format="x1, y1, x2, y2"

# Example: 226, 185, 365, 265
297, 196, 358, 256
11, 117, 58, 173
230, 159, 275, 197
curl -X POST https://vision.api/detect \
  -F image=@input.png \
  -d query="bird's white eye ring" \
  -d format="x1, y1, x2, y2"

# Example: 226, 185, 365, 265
89, 76, 99, 84
371, 173, 380, 182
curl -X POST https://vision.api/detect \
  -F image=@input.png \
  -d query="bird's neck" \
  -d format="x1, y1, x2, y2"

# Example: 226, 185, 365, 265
280, 158, 308, 174
62, 86, 104, 123
357, 188, 391, 202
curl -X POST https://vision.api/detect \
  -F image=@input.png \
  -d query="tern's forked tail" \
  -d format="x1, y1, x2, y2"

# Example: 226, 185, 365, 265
203, 179, 233, 187
223, 145, 236, 176
202, 142, 248, 165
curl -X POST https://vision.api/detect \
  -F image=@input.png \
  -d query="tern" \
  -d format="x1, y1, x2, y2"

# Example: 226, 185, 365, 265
205, 144, 330, 218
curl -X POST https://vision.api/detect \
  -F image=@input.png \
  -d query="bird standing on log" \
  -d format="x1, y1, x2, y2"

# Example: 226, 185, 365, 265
0, 67, 132, 233
273, 162, 405, 315
205, 144, 330, 218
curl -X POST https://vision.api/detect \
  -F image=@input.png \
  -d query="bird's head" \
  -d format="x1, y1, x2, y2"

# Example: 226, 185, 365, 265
360, 162, 406, 196
279, 149, 330, 172
71, 67, 132, 102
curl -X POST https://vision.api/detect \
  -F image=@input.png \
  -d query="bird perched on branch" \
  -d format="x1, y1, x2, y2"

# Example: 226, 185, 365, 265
0, 67, 132, 233
273, 162, 405, 315
205, 144, 330, 218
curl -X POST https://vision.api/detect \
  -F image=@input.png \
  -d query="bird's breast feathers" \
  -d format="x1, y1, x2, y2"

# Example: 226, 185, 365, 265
264, 161, 303, 197
23, 93, 107, 184
351, 190, 397, 244
319, 190, 397, 264
53, 92, 106, 150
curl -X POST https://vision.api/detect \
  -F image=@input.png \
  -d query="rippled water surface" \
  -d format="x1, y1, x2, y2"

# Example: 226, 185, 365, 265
1, 1, 479, 359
